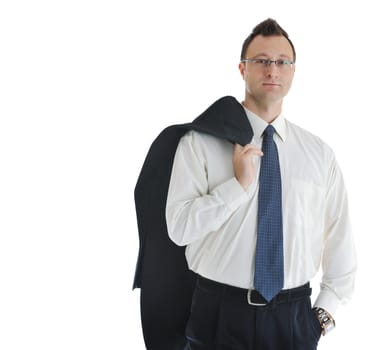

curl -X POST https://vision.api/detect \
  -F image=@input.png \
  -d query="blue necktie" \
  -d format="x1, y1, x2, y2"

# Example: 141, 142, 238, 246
254, 125, 284, 302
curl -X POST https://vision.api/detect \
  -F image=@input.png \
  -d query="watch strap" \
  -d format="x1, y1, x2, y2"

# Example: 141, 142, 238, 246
313, 307, 335, 336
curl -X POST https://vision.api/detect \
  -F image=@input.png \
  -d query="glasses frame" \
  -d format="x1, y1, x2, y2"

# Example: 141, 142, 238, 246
241, 58, 295, 68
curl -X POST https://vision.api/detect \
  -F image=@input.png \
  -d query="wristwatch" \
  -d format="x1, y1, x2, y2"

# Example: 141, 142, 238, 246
313, 307, 335, 336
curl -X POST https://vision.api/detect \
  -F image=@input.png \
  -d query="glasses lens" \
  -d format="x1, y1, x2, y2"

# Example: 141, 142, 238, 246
244, 59, 294, 70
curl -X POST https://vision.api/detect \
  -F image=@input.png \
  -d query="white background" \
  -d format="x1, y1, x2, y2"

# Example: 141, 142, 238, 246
0, 0, 372, 349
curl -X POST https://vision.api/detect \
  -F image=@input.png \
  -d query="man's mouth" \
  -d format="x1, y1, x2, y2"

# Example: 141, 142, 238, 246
262, 82, 280, 86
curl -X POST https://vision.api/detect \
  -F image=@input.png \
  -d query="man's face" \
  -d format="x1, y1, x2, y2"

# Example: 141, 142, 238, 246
239, 35, 295, 106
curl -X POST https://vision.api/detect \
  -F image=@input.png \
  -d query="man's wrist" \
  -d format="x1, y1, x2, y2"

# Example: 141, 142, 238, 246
313, 307, 336, 336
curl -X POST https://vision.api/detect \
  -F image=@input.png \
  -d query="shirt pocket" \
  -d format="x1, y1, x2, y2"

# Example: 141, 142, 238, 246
284, 178, 325, 235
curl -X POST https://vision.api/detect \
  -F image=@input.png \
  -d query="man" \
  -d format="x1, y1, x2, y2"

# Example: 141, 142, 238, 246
165, 19, 357, 349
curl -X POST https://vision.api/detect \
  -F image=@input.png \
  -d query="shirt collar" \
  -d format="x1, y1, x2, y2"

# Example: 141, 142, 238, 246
242, 104, 287, 142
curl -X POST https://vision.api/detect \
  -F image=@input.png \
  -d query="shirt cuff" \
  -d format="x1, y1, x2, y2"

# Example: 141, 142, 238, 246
211, 177, 254, 211
313, 288, 340, 319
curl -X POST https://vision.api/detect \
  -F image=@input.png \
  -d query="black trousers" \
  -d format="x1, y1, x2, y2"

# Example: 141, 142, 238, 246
185, 276, 321, 350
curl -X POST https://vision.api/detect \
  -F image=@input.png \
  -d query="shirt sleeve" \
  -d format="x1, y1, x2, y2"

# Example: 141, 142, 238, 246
313, 153, 357, 318
166, 131, 255, 246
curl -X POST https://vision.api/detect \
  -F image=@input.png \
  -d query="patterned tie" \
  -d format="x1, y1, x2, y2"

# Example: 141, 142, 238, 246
254, 125, 284, 302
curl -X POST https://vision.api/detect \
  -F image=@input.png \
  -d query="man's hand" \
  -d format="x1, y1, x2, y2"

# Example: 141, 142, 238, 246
233, 144, 263, 191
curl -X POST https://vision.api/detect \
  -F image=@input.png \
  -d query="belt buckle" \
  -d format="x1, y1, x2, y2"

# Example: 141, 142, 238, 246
247, 289, 267, 306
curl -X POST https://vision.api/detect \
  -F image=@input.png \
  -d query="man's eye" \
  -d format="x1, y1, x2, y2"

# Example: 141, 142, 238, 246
277, 60, 290, 65
256, 59, 267, 64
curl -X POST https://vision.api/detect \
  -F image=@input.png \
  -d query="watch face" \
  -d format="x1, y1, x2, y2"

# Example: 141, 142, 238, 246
322, 317, 335, 335
314, 308, 335, 336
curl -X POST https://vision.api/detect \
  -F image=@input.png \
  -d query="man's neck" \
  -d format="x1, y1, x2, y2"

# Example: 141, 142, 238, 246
242, 99, 282, 123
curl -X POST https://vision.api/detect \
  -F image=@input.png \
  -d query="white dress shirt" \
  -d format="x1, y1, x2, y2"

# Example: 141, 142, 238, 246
165, 106, 357, 317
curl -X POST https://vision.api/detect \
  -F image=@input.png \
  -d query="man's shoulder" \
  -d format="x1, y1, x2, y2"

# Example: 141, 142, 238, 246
287, 120, 332, 150
286, 120, 336, 164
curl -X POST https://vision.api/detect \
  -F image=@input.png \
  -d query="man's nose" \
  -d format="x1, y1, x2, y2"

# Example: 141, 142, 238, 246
265, 63, 279, 77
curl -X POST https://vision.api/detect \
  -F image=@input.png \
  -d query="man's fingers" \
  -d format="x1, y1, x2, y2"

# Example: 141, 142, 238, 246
234, 143, 263, 157
234, 143, 243, 152
248, 148, 264, 156
241, 144, 263, 156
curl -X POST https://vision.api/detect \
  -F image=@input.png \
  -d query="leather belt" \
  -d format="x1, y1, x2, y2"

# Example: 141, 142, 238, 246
196, 275, 311, 306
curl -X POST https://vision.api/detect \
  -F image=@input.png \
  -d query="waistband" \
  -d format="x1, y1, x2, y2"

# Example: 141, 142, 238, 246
196, 275, 311, 306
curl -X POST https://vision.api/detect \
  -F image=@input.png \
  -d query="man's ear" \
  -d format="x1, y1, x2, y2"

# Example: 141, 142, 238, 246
238, 62, 246, 80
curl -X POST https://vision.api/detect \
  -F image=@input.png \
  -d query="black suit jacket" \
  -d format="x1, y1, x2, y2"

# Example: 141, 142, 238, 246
133, 96, 253, 350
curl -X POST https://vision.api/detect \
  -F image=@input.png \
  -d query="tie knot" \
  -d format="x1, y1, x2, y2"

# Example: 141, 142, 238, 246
263, 125, 275, 138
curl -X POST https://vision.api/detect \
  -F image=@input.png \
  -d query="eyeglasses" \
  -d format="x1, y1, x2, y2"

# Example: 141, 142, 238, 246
241, 58, 295, 70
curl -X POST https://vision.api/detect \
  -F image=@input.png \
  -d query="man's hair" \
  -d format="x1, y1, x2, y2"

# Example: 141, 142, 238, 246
240, 18, 296, 62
